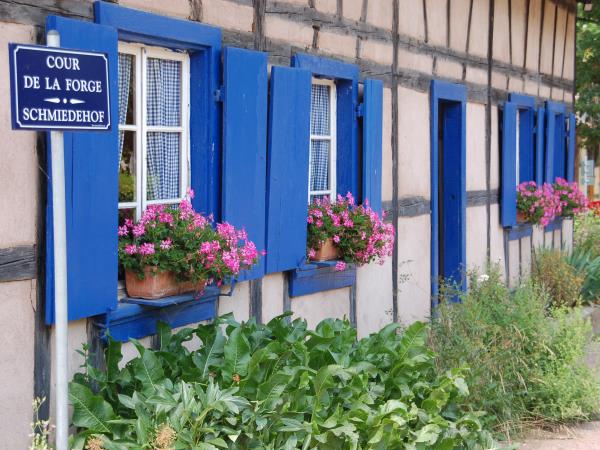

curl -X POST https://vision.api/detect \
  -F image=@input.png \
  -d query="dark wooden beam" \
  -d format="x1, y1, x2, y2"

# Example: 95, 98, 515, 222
0, 245, 36, 282
391, 0, 399, 323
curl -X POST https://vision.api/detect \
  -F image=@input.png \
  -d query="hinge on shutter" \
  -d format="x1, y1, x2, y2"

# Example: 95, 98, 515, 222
356, 103, 364, 118
214, 86, 225, 102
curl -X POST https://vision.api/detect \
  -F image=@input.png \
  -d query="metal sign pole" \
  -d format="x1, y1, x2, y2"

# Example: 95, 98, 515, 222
47, 29, 69, 450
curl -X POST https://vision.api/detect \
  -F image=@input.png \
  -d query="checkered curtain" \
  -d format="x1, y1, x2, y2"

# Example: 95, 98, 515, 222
310, 84, 331, 193
117, 53, 132, 164
146, 58, 181, 200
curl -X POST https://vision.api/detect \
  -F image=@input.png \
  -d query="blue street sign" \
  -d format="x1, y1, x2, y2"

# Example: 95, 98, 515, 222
9, 43, 111, 131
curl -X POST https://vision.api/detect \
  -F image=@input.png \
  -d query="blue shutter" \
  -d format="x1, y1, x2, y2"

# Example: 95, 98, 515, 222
362, 79, 383, 213
501, 102, 517, 227
45, 16, 119, 324
221, 47, 268, 281
545, 108, 555, 183
535, 107, 545, 185
567, 113, 576, 182
265, 67, 311, 274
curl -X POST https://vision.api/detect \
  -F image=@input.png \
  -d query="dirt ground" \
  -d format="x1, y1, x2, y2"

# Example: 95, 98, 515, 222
519, 421, 600, 449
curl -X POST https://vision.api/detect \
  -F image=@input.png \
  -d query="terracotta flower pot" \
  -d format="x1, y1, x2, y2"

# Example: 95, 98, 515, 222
516, 210, 528, 224
125, 267, 206, 299
312, 238, 340, 262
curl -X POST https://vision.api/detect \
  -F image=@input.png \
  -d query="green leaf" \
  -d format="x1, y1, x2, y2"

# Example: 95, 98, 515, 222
132, 349, 165, 390
222, 326, 251, 382
192, 330, 226, 379
69, 382, 115, 433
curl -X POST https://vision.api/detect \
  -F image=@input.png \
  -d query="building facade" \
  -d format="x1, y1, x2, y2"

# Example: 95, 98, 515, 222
0, 0, 577, 447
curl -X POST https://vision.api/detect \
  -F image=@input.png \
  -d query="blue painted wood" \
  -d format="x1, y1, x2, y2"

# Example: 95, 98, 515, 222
509, 93, 536, 109
545, 217, 563, 232
95, 1, 222, 219
121, 286, 220, 307
289, 263, 356, 297
567, 113, 576, 182
291, 53, 360, 198
45, 15, 119, 324
96, 291, 218, 342
430, 79, 467, 303
362, 79, 383, 213
535, 107, 546, 185
265, 67, 311, 274
501, 102, 518, 228
507, 224, 533, 241
94, 1, 221, 50
292, 53, 359, 80
545, 101, 567, 183
509, 94, 536, 184
222, 47, 268, 280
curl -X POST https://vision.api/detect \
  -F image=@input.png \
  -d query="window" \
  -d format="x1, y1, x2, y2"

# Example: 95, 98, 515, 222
117, 43, 190, 222
308, 79, 337, 203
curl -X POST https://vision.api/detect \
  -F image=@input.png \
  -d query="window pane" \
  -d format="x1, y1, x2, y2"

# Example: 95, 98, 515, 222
311, 84, 331, 136
310, 194, 330, 204
119, 131, 137, 202
118, 53, 135, 125
146, 132, 181, 200
146, 58, 181, 127
309, 140, 330, 192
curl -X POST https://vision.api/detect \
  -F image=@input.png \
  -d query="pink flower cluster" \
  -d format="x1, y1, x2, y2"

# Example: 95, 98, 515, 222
307, 192, 395, 270
118, 189, 261, 286
517, 179, 588, 227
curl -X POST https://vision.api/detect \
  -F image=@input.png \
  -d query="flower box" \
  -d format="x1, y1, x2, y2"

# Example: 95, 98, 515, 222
125, 267, 206, 299
312, 238, 340, 262
516, 210, 528, 224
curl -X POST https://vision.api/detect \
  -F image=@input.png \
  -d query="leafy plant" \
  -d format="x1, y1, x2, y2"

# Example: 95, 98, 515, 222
565, 246, 600, 304
552, 178, 589, 218
532, 249, 583, 308
574, 211, 600, 257
306, 192, 394, 268
118, 189, 260, 286
430, 268, 600, 437
517, 181, 558, 226
70, 315, 504, 449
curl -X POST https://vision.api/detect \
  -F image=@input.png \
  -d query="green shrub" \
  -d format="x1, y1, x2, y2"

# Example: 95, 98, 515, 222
70, 315, 504, 449
565, 247, 600, 304
574, 212, 600, 257
430, 269, 600, 436
532, 249, 583, 308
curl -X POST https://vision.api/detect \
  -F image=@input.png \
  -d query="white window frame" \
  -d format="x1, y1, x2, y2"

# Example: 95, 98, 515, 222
117, 42, 191, 220
308, 78, 337, 203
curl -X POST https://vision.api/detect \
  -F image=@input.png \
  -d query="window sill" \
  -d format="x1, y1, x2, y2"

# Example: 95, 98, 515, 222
507, 223, 533, 240
288, 261, 356, 297
544, 217, 564, 232
94, 286, 219, 342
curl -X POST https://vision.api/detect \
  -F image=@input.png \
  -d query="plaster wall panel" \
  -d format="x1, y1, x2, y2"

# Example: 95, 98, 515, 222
344, 0, 362, 21
396, 214, 431, 326
203, 0, 254, 33
262, 273, 284, 323
545, 230, 554, 248
0, 23, 37, 248
265, 15, 314, 49
425, 0, 448, 46
520, 236, 532, 279
449, 0, 470, 52
291, 287, 350, 329
511, 0, 527, 67
120, 0, 190, 18
397, 87, 430, 199
356, 259, 393, 338
366, 0, 393, 31
538, 83, 551, 99
553, 228, 561, 250
490, 205, 506, 278
466, 67, 488, 85
490, 106, 500, 190
563, 12, 575, 80
540, 3, 556, 75
398, 0, 426, 41
493, 0, 511, 63
435, 58, 463, 80
315, 0, 337, 14
275, 0, 309, 5
397, 48, 434, 74
525, 0, 543, 71
508, 76, 524, 93
532, 224, 544, 250
468, 0, 490, 58
551, 87, 564, 101
508, 238, 520, 288
466, 103, 487, 191
382, 88, 393, 202
319, 30, 357, 59
0, 280, 35, 450
553, 7, 568, 77
466, 205, 488, 272
361, 38, 394, 66
492, 71, 508, 90
562, 218, 573, 253
218, 281, 250, 322
524, 79, 539, 96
